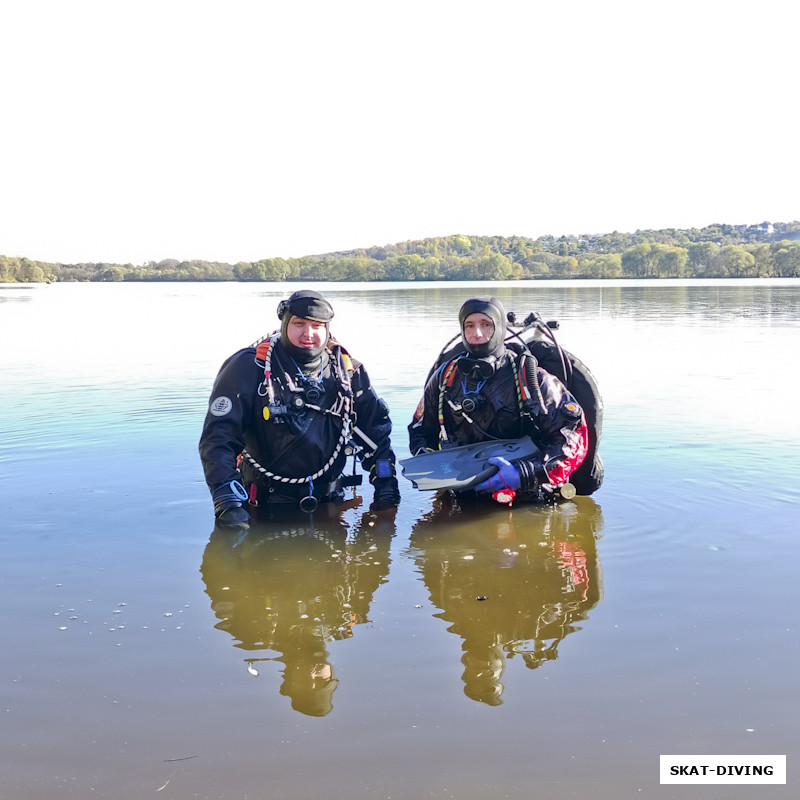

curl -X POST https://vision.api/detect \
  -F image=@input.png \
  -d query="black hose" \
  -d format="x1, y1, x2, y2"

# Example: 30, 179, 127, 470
523, 352, 545, 410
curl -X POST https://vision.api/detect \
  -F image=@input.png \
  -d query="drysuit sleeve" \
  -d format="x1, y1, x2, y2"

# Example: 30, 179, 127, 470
516, 367, 588, 489
408, 371, 443, 455
198, 349, 259, 492
350, 363, 397, 475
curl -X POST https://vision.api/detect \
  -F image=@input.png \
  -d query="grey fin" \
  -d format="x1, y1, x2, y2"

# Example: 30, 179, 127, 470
400, 437, 539, 491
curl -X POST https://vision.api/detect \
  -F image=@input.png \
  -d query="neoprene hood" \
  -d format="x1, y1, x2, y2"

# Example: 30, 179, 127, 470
458, 296, 507, 359
278, 289, 334, 363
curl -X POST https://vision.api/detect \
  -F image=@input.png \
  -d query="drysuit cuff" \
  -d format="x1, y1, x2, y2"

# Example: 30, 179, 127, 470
212, 479, 248, 514
511, 458, 549, 494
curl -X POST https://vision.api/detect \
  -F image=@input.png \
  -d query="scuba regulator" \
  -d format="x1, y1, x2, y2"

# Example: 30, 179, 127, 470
286, 377, 324, 411
460, 385, 486, 414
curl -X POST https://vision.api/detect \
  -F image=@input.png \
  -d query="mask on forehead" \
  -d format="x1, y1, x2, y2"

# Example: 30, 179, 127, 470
458, 296, 507, 359
278, 290, 334, 363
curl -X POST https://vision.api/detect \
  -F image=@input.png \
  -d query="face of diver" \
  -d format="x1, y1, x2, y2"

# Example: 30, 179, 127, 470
286, 316, 328, 351
463, 312, 495, 349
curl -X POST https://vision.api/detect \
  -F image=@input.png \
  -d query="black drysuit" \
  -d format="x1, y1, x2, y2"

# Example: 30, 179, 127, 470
408, 351, 588, 491
199, 336, 396, 506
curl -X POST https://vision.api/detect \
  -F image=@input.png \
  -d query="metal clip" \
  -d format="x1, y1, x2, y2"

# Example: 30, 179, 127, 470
299, 475, 318, 512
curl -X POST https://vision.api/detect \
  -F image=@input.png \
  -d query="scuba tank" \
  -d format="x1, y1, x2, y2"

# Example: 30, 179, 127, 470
426, 311, 604, 496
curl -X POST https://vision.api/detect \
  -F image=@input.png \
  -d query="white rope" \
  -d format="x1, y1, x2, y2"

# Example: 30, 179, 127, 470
241, 420, 349, 484
244, 334, 353, 485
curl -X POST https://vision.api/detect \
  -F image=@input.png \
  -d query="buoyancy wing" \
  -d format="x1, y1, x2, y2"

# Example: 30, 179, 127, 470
400, 437, 540, 492
526, 340, 604, 495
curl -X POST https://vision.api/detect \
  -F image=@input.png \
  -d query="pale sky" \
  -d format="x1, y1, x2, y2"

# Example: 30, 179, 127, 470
2, 0, 797, 265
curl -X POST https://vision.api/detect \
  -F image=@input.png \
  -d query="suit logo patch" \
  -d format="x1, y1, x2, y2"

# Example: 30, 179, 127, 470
209, 396, 233, 416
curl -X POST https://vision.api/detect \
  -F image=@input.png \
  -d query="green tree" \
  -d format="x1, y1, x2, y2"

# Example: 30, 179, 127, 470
18, 258, 45, 282
99, 266, 127, 281
686, 242, 719, 277
380, 254, 420, 280
547, 255, 579, 278
450, 235, 472, 255
581, 253, 622, 278
717, 245, 756, 278
0, 256, 18, 282
743, 243, 773, 277
772, 242, 800, 277
233, 261, 265, 281
621, 243, 652, 277
653, 245, 688, 277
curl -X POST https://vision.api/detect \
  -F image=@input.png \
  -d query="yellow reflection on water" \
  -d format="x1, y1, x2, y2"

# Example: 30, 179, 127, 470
200, 507, 394, 717
408, 495, 604, 705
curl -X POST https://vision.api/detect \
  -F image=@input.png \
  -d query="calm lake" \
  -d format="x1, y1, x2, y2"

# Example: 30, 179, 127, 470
1, 279, 798, 799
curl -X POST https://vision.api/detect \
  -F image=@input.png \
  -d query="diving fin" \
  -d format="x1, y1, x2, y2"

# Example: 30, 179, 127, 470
400, 437, 540, 491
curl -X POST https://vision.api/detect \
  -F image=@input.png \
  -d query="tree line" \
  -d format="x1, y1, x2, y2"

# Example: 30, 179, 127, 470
3, 220, 800, 283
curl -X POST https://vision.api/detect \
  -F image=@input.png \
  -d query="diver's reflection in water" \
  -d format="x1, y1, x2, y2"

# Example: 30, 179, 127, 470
200, 507, 395, 716
408, 495, 604, 706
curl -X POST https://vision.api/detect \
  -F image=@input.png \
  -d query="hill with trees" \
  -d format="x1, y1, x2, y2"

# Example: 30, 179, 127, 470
2, 220, 799, 283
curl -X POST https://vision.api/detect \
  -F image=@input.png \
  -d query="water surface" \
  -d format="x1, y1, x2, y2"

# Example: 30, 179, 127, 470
1, 280, 798, 799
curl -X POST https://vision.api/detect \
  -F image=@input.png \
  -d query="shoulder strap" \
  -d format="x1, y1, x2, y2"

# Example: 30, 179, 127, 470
255, 339, 271, 362
327, 337, 357, 374
439, 357, 460, 389
252, 331, 280, 364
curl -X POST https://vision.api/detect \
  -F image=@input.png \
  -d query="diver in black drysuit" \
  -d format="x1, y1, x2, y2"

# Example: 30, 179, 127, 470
199, 290, 400, 527
408, 296, 589, 502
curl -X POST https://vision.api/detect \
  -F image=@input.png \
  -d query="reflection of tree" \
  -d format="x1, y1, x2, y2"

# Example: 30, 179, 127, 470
200, 511, 393, 716
408, 496, 604, 706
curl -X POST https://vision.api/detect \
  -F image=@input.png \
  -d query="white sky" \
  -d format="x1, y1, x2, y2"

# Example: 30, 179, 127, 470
1, 0, 797, 265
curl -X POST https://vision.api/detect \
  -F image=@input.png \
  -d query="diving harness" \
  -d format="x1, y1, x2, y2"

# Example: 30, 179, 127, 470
240, 333, 370, 511
429, 311, 591, 500
435, 337, 546, 448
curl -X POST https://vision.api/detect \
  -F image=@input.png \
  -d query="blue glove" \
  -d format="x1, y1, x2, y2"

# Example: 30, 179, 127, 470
475, 457, 521, 494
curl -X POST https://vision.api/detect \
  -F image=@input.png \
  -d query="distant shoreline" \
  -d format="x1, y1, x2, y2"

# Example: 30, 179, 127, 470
3, 221, 799, 283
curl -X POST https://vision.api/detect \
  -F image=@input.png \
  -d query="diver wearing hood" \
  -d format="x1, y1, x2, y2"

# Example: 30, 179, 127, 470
277, 289, 331, 365
408, 296, 588, 503
458, 296, 508, 360
199, 290, 400, 527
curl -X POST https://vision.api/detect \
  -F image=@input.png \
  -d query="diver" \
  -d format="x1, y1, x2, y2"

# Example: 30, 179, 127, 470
407, 296, 593, 505
199, 289, 401, 527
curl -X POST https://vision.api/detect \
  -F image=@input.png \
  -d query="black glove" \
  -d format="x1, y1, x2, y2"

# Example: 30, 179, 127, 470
212, 480, 250, 529
216, 505, 250, 528
371, 477, 400, 511
369, 460, 400, 511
